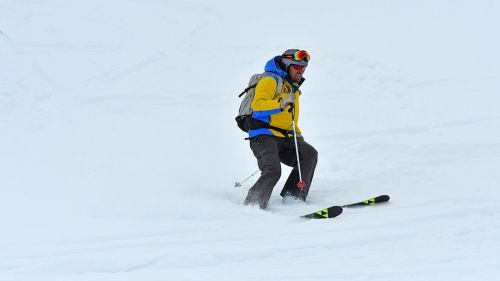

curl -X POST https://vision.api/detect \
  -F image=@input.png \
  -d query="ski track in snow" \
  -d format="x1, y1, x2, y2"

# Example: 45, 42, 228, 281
1, 0, 500, 280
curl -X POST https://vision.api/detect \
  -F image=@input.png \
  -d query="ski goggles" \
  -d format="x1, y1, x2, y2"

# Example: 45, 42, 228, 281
282, 50, 310, 62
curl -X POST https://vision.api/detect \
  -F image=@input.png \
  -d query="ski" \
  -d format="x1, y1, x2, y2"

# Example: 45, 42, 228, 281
302, 205, 343, 219
341, 194, 390, 208
301, 195, 390, 219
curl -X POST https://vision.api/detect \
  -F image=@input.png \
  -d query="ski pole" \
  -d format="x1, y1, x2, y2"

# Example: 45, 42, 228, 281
234, 169, 260, 187
290, 104, 306, 190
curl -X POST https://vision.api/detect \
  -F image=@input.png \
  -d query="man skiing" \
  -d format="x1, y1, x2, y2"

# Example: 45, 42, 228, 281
244, 49, 318, 209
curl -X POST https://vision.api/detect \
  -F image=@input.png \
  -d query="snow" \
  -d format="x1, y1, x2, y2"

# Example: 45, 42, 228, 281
1, 0, 500, 280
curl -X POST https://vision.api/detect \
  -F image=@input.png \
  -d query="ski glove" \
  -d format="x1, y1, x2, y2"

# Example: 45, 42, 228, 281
280, 92, 295, 110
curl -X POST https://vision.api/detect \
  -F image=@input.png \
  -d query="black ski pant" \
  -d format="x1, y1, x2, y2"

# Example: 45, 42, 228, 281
243, 134, 318, 209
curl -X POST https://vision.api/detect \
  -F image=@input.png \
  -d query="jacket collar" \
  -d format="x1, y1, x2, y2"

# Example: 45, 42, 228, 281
264, 56, 288, 78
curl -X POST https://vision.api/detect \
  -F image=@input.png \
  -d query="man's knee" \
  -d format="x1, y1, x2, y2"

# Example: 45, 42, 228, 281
261, 163, 281, 183
303, 143, 318, 163
310, 146, 318, 159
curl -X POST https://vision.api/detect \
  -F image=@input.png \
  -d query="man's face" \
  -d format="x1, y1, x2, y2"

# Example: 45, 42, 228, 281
288, 64, 306, 82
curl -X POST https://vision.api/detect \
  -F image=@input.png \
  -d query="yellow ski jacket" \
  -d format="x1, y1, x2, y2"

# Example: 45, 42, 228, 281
249, 57, 303, 138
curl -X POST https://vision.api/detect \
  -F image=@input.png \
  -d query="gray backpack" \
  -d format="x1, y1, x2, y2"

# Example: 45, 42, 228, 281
235, 72, 283, 133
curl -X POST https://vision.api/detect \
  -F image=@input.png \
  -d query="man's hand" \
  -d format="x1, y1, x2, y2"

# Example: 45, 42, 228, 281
280, 92, 295, 110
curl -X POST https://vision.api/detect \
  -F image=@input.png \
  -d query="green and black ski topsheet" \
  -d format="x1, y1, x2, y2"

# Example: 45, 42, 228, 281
302, 205, 343, 219
342, 194, 390, 208
302, 195, 390, 220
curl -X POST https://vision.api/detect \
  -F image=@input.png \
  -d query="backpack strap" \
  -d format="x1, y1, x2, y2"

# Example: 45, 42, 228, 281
275, 75, 283, 98
262, 72, 283, 98
247, 118, 292, 139
238, 84, 257, 98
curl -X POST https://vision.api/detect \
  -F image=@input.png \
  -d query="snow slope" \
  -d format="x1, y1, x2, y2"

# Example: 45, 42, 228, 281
1, 0, 500, 280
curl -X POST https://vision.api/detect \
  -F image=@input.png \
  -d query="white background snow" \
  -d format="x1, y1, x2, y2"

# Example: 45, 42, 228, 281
1, 0, 500, 280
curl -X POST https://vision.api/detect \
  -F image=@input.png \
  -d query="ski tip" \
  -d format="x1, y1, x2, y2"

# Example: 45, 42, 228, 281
376, 194, 390, 203
302, 206, 343, 219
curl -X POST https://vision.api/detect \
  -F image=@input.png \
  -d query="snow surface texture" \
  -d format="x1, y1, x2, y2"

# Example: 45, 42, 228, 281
1, 0, 500, 280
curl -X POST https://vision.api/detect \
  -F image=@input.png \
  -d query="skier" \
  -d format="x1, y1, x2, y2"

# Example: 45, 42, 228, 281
244, 49, 318, 209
